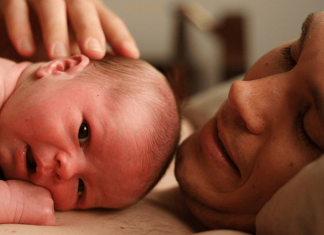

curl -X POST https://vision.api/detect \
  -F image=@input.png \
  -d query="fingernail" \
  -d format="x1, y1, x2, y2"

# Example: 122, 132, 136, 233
20, 38, 34, 53
52, 42, 68, 57
123, 41, 140, 58
86, 38, 103, 53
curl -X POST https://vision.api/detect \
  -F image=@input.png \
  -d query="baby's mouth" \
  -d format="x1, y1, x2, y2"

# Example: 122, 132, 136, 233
26, 146, 37, 173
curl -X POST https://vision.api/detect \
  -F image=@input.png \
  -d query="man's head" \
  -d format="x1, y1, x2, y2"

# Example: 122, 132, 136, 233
175, 11, 324, 233
0, 54, 180, 210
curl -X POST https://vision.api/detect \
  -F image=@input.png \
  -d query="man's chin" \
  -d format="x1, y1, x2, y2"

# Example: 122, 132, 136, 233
182, 189, 256, 233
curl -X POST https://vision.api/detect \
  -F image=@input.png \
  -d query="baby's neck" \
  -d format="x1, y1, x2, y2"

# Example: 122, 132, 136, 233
0, 58, 31, 108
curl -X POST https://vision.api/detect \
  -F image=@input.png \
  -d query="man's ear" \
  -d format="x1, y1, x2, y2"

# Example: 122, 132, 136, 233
36, 54, 90, 78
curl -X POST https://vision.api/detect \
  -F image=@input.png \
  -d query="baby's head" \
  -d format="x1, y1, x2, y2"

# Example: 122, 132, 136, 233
0, 54, 180, 210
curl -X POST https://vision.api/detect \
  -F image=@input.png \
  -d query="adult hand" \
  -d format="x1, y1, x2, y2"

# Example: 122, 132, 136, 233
0, 0, 140, 60
5, 180, 55, 225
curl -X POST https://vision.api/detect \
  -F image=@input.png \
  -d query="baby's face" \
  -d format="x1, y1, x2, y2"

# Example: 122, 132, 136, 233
0, 62, 159, 210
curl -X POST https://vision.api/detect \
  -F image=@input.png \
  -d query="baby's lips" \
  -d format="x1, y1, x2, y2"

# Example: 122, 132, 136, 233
15, 145, 29, 179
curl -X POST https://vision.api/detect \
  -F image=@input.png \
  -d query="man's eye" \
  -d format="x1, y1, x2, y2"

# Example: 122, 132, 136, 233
78, 178, 85, 197
296, 106, 320, 151
282, 45, 297, 69
78, 121, 89, 144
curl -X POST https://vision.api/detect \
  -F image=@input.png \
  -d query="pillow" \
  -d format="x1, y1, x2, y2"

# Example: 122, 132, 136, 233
256, 154, 324, 235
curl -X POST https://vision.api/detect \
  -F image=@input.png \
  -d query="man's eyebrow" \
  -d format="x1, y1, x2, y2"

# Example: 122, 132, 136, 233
299, 13, 315, 53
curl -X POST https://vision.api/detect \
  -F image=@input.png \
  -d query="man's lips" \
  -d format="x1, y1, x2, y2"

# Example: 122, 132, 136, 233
217, 129, 240, 174
200, 117, 239, 173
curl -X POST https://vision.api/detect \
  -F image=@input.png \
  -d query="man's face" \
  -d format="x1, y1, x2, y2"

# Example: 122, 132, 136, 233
175, 12, 324, 232
0, 63, 157, 210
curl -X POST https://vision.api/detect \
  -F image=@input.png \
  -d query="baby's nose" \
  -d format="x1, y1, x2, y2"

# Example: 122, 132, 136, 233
54, 152, 79, 182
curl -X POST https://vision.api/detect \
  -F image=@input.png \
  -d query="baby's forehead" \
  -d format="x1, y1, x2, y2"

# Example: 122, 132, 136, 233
89, 59, 169, 83
84, 63, 171, 98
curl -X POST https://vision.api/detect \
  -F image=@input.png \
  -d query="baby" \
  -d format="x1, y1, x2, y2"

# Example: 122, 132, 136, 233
0, 54, 180, 225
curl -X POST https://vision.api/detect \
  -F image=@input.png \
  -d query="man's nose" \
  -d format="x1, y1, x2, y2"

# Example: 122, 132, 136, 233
228, 78, 282, 135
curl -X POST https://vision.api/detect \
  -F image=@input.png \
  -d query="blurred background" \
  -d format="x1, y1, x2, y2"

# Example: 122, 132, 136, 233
102, 0, 323, 95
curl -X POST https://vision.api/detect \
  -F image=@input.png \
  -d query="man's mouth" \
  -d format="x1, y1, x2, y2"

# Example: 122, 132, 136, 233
200, 117, 240, 175
217, 131, 240, 175
217, 131, 231, 159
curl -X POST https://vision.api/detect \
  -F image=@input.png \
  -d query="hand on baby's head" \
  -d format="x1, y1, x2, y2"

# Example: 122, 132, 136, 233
0, 0, 140, 61
0, 54, 180, 211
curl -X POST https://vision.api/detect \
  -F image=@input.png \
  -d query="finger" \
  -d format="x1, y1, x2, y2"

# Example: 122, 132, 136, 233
97, 4, 140, 59
29, 0, 70, 59
66, 0, 106, 59
2, 0, 36, 57
69, 32, 82, 56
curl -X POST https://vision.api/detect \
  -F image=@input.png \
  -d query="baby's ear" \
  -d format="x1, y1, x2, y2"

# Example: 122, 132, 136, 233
36, 54, 90, 78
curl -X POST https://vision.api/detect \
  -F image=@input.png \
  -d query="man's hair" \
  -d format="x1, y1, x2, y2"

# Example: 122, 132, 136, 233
78, 55, 180, 203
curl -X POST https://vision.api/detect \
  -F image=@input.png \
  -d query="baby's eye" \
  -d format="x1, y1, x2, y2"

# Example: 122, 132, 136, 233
78, 121, 89, 145
78, 178, 85, 197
